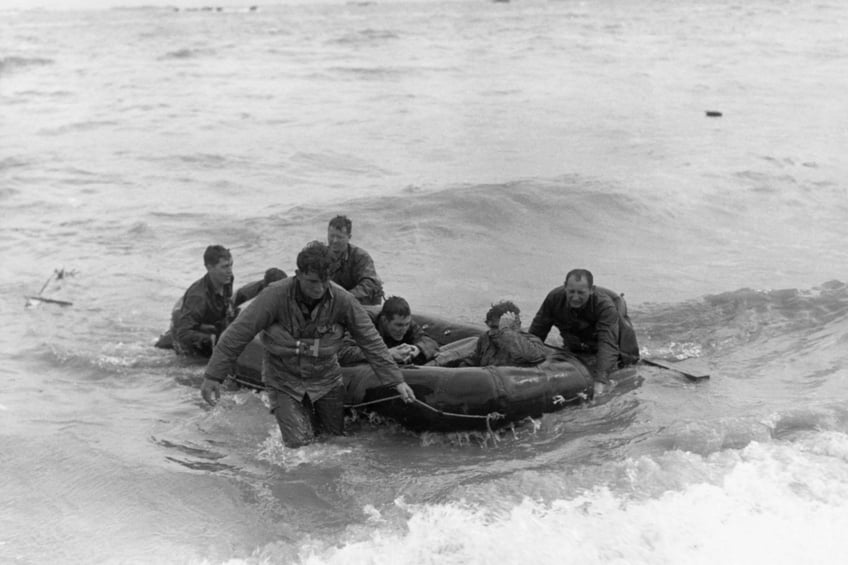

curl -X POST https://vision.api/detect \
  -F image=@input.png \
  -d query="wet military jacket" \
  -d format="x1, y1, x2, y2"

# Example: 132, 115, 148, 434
465, 328, 548, 367
328, 243, 384, 305
338, 311, 439, 366
204, 278, 403, 401
172, 274, 233, 357
528, 286, 640, 382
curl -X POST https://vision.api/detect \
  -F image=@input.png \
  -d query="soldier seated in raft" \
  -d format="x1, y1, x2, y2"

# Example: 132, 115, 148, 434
338, 296, 439, 366
164, 245, 235, 357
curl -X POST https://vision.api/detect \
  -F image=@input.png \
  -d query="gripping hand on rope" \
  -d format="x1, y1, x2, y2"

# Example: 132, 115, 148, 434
395, 381, 415, 403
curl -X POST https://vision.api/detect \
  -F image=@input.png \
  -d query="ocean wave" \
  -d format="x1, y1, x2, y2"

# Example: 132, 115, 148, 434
158, 47, 216, 60
637, 281, 848, 359
9, 89, 74, 99
329, 28, 400, 45
326, 65, 413, 80
0, 187, 19, 201
276, 436, 848, 565
290, 151, 394, 178
0, 56, 53, 74
38, 120, 120, 136
0, 156, 28, 171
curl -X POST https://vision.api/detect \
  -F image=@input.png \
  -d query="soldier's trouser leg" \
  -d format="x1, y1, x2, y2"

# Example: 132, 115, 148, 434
312, 384, 345, 437
268, 386, 345, 448
269, 390, 314, 448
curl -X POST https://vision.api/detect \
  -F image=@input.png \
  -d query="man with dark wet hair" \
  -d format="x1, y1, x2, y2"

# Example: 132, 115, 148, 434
529, 269, 639, 394
200, 241, 415, 448
339, 296, 439, 366
167, 244, 235, 357
326, 215, 384, 305
463, 300, 549, 367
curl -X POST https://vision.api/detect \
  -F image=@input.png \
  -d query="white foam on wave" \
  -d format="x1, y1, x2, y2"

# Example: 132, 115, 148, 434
276, 432, 848, 565
255, 427, 355, 471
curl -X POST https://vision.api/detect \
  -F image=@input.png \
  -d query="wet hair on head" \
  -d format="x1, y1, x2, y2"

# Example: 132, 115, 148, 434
485, 300, 520, 326
381, 296, 411, 320
203, 245, 231, 267
296, 241, 333, 279
328, 215, 352, 235
565, 268, 594, 287
263, 268, 287, 285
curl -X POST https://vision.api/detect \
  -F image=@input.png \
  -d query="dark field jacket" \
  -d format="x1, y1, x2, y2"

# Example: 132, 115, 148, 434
465, 328, 548, 367
329, 243, 384, 305
338, 312, 439, 366
205, 278, 403, 401
528, 286, 639, 382
172, 274, 233, 356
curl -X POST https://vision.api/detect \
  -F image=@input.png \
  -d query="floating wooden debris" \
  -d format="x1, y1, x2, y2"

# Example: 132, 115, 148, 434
24, 268, 76, 308
25, 296, 73, 307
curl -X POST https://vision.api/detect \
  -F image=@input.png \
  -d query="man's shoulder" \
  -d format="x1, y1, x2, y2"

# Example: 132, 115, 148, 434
544, 285, 567, 301
328, 281, 358, 305
590, 291, 620, 320
348, 243, 374, 260
592, 289, 618, 308
182, 274, 210, 300
235, 278, 264, 295
274, 277, 296, 292
520, 330, 544, 341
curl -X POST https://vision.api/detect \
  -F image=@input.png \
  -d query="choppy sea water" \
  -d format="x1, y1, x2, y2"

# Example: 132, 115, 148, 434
1, 0, 847, 563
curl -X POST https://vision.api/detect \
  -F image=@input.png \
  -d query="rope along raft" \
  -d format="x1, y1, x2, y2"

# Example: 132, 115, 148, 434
348, 394, 505, 434
228, 375, 507, 434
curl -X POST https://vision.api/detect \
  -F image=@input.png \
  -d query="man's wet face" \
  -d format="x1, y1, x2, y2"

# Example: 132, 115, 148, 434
383, 314, 412, 341
327, 226, 350, 255
565, 276, 592, 309
207, 257, 233, 288
297, 270, 329, 300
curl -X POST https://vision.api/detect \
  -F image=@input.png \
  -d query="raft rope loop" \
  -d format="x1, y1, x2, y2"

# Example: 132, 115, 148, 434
346, 395, 505, 436
226, 375, 506, 434
552, 392, 589, 406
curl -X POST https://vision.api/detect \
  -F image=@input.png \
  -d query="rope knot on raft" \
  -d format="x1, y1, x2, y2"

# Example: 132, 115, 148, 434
484, 411, 504, 435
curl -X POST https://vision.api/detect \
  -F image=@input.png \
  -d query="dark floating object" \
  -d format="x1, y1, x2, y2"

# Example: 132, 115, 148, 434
24, 268, 76, 308
25, 296, 73, 307
705, 110, 723, 117
640, 358, 709, 381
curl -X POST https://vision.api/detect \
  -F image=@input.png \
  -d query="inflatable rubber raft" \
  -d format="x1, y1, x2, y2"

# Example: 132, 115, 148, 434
234, 312, 594, 432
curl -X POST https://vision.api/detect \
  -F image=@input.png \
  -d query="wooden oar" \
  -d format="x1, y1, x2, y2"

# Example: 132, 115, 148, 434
640, 358, 710, 381
24, 268, 76, 307
25, 295, 73, 307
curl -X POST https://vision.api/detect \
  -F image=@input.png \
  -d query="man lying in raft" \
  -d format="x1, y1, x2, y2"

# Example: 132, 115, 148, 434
200, 241, 415, 448
463, 300, 548, 367
338, 296, 440, 366
529, 269, 640, 395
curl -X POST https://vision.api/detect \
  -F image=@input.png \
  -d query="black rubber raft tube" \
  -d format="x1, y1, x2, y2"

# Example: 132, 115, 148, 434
234, 312, 594, 432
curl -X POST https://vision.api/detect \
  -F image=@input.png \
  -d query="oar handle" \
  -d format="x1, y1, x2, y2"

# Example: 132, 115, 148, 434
641, 358, 709, 381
